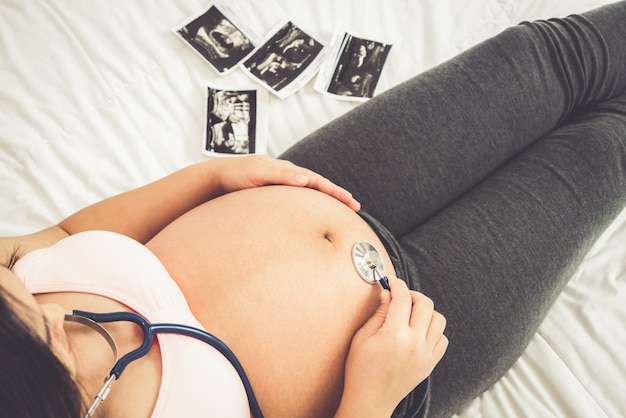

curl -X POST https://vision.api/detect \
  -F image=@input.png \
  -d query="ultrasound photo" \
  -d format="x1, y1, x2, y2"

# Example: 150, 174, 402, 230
205, 88, 257, 155
176, 6, 255, 73
243, 21, 323, 94
326, 34, 392, 99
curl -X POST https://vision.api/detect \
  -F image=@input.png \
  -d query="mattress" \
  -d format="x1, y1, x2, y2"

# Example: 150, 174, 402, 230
1, 0, 624, 416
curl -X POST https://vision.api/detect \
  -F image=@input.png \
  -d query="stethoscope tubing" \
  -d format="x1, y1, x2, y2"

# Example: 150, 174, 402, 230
70, 309, 265, 418
72, 237, 430, 418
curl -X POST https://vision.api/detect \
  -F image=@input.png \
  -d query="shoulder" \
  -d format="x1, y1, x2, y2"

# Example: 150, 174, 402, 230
0, 226, 69, 266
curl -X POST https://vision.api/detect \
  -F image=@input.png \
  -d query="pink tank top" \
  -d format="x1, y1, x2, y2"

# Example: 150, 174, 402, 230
13, 230, 251, 417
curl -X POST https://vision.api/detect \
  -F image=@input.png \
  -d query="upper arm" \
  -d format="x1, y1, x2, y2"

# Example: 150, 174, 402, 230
0, 226, 69, 265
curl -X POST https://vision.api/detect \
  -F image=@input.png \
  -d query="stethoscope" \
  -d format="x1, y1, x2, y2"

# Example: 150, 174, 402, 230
64, 310, 264, 418
352, 240, 392, 290
352, 241, 430, 417
68, 240, 427, 418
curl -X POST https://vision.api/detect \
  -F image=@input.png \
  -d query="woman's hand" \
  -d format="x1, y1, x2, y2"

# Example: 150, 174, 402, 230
209, 155, 361, 211
335, 278, 448, 418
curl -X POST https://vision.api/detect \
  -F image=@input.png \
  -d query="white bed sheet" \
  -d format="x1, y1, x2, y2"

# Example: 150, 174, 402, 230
1, 0, 624, 416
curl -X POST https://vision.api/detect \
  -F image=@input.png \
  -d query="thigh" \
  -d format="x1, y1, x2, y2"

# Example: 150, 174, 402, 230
400, 96, 626, 417
281, 2, 626, 237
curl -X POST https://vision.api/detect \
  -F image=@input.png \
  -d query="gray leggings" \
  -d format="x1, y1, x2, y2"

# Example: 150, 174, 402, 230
281, 2, 626, 417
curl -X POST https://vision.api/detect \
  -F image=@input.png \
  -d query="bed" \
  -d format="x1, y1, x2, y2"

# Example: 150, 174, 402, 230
1, 0, 624, 416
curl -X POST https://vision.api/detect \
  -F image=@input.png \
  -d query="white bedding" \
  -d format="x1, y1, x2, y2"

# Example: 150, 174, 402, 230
1, 0, 624, 416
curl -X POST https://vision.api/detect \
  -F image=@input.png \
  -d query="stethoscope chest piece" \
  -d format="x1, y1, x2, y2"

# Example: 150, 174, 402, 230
352, 241, 386, 285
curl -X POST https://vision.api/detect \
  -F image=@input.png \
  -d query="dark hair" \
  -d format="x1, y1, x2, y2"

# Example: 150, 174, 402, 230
0, 285, 85, 418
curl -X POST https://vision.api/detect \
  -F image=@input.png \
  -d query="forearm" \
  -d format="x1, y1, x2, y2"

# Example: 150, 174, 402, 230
56, 155, 361, 243
58, 160, 220, 243
3, 156, 358, 257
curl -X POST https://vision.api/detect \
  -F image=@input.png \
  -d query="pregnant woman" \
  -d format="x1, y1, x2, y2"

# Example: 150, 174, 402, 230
2, 2, 626, 417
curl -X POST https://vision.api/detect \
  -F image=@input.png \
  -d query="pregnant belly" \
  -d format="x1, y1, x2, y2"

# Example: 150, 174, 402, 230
147, 186, 395, 417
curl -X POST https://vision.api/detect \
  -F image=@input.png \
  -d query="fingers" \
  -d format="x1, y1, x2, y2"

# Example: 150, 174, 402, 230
384, 278, 414, 328
386, 278, 448, 358
433, 327, 449, 361
273, 158, 361, 211
426, 310, 446, 345
357, 288, 392, 337
426, 308, 448, 362
411, 291, 448, 362
307, 175, 361, 212
408, 290, 435, 331
219, 155, 361, 211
